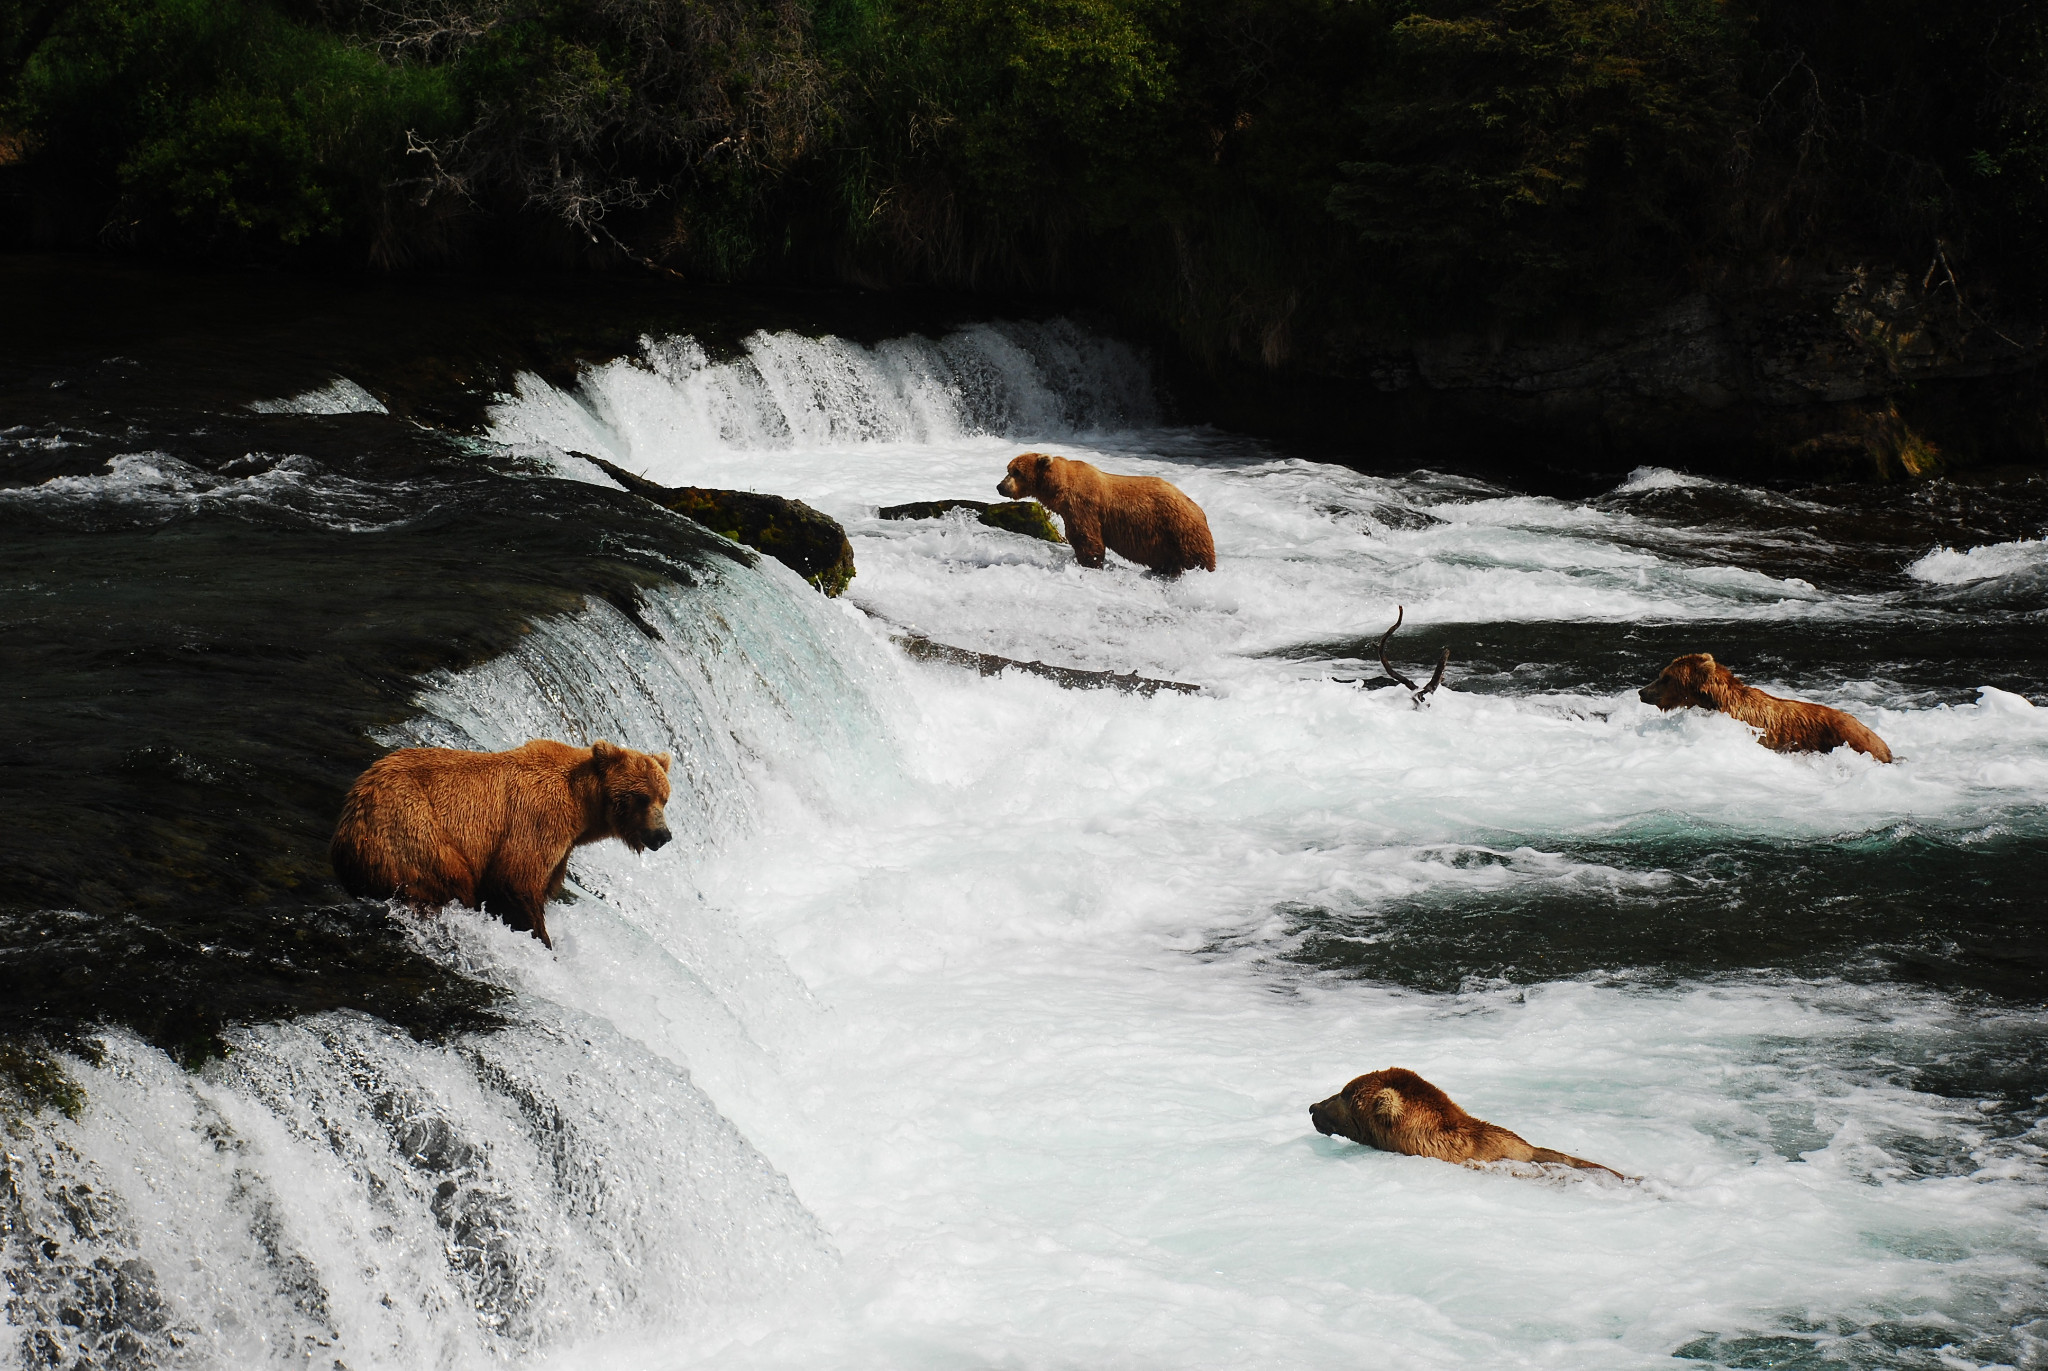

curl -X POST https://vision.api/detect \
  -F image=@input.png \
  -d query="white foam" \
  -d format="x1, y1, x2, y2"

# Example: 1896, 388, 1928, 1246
247, 377, 389, 415
0, 452, 410, 531
1609, 465, 1721, 494
471, 324, 2048, 1365
1907, 536, 2048, 584
485, 321, 1158, 469
11, 1012, 827, 1367
19, 320, 2046, 1367
352, 567, 2043, 1368
484, 417, 1868, 683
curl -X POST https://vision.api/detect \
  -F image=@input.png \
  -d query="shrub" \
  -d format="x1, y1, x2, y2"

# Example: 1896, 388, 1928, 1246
1327, 0, 1745, 318
8, 0, 457, 254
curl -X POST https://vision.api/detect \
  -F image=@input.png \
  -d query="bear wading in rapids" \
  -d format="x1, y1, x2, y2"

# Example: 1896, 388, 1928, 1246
997, 452, 1215, 575
331, 739, 673, 947
1310, 1068, 1626, 1179
1638, 653, 1893, 762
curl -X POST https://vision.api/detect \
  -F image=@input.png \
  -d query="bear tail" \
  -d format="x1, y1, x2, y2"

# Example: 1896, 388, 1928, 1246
1528, 1146, 1629, 1180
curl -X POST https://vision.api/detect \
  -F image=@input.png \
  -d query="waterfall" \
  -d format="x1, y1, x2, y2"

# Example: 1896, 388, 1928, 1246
14, 308, 2047, 1371
485, 319, 1160, 485
2, 549, 900, 1367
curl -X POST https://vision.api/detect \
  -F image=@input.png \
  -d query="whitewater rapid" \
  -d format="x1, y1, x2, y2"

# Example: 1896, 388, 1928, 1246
10, 320, 2045, 1368
492, 324, 2047, 1366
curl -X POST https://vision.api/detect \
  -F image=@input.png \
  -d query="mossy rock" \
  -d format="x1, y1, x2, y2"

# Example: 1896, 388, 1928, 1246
878, 498, 1065, 544
981, 500, 1066, 543
878, 498, 985, 521
586, 456, 856, 596
0, 1039, 87, 1121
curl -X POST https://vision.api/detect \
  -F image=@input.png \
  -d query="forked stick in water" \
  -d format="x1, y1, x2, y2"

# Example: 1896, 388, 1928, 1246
1375, 606, 1448, 706
1376, 607, 1417, 692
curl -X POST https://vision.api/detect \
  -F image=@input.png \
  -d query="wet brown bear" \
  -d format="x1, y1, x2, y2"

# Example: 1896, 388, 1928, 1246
1638, 653, 1893, 762
1310, 1067, 1624, 1178
331, 739, 673, 947
996, 452, 1216, 575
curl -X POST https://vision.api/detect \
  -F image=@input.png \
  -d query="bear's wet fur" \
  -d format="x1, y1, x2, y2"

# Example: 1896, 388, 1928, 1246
331, 739, 673, 947
996, 452, 1215, 575
1310, 1067, 1624, 1178
1638, 653, 1893, 762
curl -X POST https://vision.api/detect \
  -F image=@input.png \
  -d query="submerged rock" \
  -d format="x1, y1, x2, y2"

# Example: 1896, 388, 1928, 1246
892, 630, 1198, 696
587, 455, 856, 596
878, 498, 1066, 544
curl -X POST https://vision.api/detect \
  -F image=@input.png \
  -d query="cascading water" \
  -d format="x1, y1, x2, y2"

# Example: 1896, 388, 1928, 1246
5, 312, 2047, 1370
0, 555, 883, 1367
485, 319, 1158, 473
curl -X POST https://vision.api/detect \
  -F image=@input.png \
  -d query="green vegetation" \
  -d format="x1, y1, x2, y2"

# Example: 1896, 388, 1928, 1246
1327, 0, 1743, 316
5, 0, 2047, 345
4, 0, 459, 253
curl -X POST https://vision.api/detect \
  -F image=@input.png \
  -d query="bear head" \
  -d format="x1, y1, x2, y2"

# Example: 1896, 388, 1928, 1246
1310, 1068, 1455, 1149
591, 740, 673, 851
997, 452, 1057, 501
1309, 1088, 1355, 1140
1637, 653, 1732, 711
1310, 1068, 1403, 1145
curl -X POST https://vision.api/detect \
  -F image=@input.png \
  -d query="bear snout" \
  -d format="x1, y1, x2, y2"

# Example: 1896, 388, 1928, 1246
1309, 1098, 1340, 1135
997, 474, 1021, 499
644, 826, 673, 851
1639, 682, 1663, 706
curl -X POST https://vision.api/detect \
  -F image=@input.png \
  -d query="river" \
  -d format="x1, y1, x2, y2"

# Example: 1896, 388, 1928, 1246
2, 264, 2045, 1369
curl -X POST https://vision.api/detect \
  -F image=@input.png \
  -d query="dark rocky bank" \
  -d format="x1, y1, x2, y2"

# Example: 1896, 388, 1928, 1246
1183, 265, 2048, 484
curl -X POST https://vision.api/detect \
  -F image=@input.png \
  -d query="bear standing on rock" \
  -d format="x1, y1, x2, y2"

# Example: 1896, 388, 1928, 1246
997, 452, 1216, 575
331, 739, 673, 947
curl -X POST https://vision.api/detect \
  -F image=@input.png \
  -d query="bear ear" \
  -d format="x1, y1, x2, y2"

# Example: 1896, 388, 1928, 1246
654, 751, 672, 769
591, 739, 619, 766
1035, 453, 1054, 475
1370, 1087, 1405, 1122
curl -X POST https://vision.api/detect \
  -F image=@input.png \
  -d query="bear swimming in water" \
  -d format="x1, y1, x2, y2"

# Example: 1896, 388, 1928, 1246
331, 739, 672, 947
997, 452, 1215, 575
1638, 653, 1893, 762
1310, 1068, 1624, 1178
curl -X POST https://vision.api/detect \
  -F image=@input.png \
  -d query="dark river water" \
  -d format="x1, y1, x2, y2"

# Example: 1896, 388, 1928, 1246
1, 255, 2044, 1370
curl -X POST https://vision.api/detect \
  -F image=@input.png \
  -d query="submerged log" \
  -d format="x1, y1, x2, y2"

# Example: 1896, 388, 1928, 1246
892, 630, 1199, 696
584, 454, 857, 596
878, 498, 1066, 544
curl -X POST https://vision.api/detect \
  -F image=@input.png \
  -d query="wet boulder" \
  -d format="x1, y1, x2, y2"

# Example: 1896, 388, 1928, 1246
585, 456, 856, 596
878, 498, 1065, 544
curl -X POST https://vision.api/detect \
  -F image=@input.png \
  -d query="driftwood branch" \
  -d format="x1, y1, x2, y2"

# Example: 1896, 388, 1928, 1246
1377, 606, 1418, 692
1334, 605, 1449, 706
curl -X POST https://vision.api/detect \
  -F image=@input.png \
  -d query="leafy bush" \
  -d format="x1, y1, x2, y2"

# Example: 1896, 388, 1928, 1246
3, 0, 2047, 333
367, 0, 829, 271
1327, 0, 1743, 316
8, 0, 457, 254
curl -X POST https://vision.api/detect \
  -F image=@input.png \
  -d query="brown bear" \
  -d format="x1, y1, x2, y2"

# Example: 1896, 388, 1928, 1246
1638, 653, 1893, 762
1310, 1067, 1625, 1178
330, 739, 673, 947
996, 452, 1216, 575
